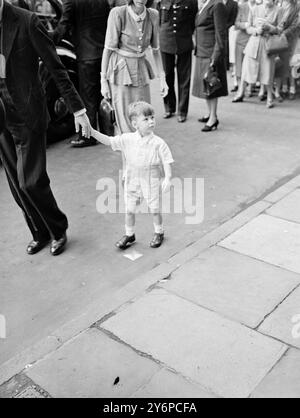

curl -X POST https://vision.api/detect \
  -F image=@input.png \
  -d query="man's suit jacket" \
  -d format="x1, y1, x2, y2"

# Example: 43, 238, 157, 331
53, 0, 110, 61
194, 0, 227, 64
225, 0, 238, 29
2, 2, 84, 133
158, 0, 198, 54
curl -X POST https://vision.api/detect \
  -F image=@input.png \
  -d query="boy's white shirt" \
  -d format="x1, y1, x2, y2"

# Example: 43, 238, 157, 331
110, 130, 174, 170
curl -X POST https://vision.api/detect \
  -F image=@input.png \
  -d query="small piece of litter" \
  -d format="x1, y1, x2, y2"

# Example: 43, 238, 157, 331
123, 250, 143, 261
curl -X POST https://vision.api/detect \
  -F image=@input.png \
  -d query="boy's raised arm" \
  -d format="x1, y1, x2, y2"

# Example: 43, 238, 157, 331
91, 128, 112, 146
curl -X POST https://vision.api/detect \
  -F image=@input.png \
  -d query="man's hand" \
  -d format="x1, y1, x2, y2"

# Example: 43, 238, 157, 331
162, 177, 171, 193
101, 79, 111, 100
74, 112, 91, 138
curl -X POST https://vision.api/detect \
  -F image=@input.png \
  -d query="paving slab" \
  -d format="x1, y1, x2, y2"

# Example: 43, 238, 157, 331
163, 247, 300, 328
219, 214, 300, 274
266, 189, 300, 224
14, 386, 49, 398
259, 286, 300, 348
26, 328, 160, 398
101, 289, 287, 398
251, 349, 300, 398
131, 369, 216, 398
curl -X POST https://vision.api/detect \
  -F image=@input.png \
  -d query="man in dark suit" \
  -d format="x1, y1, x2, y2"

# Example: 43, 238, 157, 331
53, 0, 111, 147
157, 0, 198, 123
0, 0, 91, 255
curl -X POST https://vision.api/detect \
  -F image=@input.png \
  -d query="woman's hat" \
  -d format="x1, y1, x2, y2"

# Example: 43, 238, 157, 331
0, 97, 6, 134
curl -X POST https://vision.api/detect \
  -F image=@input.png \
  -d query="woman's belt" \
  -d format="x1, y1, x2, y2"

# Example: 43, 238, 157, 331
115, 48, 146, 59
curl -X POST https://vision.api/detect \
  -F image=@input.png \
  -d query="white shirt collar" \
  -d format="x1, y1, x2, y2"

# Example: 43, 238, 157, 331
128, 5, 147, 22
136, 130, 154, 142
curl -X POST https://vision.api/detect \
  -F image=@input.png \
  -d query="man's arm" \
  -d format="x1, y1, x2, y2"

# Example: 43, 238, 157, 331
29, 13, 91, 136
52, 0, 74, 45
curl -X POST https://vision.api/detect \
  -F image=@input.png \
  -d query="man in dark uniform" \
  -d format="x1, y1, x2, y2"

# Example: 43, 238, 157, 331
157, 0, 198, 123
0, 0, 91, 256
53, 0, 111, 147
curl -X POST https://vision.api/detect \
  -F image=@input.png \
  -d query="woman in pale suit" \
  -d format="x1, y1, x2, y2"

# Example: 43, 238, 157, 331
234, 0, 256, 89
192, 0, 228, 132
101, 0, 167, 133
233, 0, 281, 108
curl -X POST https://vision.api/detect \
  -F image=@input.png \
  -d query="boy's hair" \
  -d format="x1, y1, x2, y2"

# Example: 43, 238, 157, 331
128, 101, 155, 121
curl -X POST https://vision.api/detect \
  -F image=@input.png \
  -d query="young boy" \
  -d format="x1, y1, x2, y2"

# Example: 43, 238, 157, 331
92, 101, 174, 249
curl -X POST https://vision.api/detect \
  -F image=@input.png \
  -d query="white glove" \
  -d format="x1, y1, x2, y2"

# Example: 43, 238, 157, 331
160, 76, 169, 98
74, 112, 91, 138
101, 79, 111, 100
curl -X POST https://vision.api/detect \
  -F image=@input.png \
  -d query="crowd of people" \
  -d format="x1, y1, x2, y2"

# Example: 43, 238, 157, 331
0, 0, 299, 256
54, 0, 300, 142
231, 0, 300, 108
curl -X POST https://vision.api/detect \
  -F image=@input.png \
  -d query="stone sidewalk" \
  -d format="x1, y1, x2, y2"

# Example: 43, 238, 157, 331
1, 175, 300, 398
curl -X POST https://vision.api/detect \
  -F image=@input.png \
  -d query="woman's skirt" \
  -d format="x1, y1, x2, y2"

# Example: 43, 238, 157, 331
235, 43, 247, 79
242, 37, 275, 85
192, 57, 228, 100
111, 83, 151, 134
229, 27, 237, 65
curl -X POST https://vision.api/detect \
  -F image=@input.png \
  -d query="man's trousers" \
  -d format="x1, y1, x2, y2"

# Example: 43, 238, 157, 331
161, 50, 192, 117
0, 122, 68, 241
77, 58, 102, 130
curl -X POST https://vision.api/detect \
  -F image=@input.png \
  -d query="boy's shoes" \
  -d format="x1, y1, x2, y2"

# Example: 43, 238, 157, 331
115, 234, 136, 250
150, 233, 164, 248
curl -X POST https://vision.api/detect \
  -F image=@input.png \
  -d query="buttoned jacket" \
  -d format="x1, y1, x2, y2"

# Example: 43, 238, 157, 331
158, 0, 198, 54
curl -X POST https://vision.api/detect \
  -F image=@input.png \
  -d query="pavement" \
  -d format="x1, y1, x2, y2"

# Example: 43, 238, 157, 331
1, 174, 300, 398
1, 77, 300, 398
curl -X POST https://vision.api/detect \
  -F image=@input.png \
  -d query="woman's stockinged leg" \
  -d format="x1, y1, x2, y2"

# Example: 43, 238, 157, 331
207, 98, 218, 126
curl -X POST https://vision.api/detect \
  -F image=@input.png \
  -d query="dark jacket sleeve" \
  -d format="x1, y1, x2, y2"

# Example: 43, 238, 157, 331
227, 0, 238, 29
52, 0, 74, 45
212, 2, 227, 64
29, 13, 84, 113
284, 6, 300, 41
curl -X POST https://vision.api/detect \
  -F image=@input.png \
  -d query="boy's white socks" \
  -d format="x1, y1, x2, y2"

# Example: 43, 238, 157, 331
125, 225, 135, 237
154, 224, 164, 234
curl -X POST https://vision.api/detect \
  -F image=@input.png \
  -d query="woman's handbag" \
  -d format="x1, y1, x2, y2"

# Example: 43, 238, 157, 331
98, 98, 116, 136
265, 34, 289, 56
203, 66, 222, 98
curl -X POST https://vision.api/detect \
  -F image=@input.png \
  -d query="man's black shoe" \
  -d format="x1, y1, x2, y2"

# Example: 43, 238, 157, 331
177, 115, 186, 123
70, 137, 98, 148
50, 232, 67, 256
27, 238, 50, 255
163, 112, 174, 119
115, 234, 136, 250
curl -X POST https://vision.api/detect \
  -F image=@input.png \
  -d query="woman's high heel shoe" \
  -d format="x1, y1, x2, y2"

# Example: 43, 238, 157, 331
202, 120, 219, 132
198, 116, 209, 123
232, 95, 244, 103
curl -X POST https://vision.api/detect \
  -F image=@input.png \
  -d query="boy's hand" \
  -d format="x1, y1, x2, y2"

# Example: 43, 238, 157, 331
101, 79, 111, 100
162, 177, 171, 193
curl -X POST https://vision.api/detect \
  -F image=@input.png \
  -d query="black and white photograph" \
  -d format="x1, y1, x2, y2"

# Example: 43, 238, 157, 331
0, 0, 300, 401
